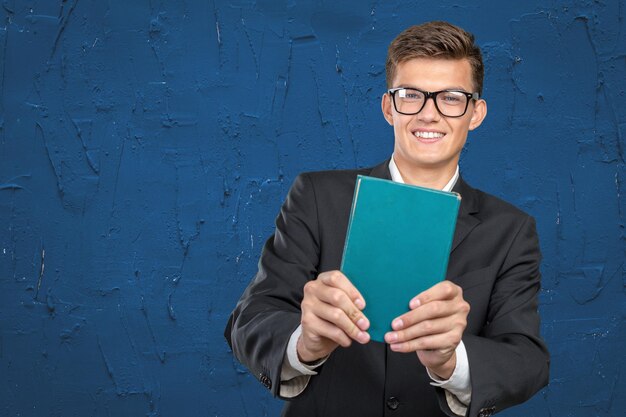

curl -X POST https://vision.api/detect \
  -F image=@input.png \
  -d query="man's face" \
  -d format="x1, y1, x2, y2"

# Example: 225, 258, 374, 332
381, 58, 487, 177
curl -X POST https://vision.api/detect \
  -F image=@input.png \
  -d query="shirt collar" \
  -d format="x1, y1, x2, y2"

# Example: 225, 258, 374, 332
389, 155, 459, 192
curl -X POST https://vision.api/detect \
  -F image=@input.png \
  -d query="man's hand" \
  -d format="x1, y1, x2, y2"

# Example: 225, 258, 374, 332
383, 281, 470, 379
297, 270, 371, 363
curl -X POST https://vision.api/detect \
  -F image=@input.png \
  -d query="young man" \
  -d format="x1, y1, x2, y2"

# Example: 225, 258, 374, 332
225, 21, 549, 417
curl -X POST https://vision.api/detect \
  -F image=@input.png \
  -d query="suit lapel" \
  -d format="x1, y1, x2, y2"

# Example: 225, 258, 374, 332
451, 177, 480, 253
368, 159, 392, 180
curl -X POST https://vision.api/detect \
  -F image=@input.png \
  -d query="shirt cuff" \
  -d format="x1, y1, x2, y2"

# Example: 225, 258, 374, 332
427, 340, 472, 412
279, 325, 328, 398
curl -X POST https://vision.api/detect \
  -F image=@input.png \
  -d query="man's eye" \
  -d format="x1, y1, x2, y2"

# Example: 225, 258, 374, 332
441, 94, 463, 103
401, 90, 424, 100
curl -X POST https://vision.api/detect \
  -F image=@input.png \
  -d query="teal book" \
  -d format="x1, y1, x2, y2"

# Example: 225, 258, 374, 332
340, 175, 461, 342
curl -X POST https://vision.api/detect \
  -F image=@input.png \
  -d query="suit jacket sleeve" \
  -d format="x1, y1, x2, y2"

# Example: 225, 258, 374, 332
224, 173, 320, 397
437, 215, 550, 417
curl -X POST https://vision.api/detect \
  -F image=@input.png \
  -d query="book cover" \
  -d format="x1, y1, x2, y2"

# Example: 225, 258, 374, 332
340, 175, 461, 342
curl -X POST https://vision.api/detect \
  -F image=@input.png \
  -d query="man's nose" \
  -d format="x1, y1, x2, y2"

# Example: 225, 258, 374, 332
417, 97, 440, 122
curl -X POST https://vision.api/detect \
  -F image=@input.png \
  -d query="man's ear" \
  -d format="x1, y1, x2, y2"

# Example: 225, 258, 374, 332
468, 99, 487, 131
381, 93, 394, 126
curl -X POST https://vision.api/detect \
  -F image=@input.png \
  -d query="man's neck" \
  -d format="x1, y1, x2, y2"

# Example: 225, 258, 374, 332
391, 155, 458, 190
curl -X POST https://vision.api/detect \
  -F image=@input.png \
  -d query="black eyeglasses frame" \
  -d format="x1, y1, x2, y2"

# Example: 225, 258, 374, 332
387, 87, 480, 118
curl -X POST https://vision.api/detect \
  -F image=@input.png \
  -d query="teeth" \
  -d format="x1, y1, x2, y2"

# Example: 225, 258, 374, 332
414, 131, 444, 139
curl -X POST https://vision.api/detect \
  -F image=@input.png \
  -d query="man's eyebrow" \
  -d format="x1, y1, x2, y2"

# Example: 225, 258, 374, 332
396, 85, 471, 91
395, 84, 420, 90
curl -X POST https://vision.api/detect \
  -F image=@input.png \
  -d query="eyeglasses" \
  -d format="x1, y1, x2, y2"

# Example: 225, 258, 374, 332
387, 88, 480, 118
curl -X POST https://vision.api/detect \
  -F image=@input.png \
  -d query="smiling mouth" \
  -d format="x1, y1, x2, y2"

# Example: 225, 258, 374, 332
413, 131, 445, 139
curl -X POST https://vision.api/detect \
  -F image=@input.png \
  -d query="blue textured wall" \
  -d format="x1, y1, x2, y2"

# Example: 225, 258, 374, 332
1, 1, 624, 416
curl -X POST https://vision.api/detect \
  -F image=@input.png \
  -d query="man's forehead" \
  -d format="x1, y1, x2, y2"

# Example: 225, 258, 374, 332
392, 58, 474, 91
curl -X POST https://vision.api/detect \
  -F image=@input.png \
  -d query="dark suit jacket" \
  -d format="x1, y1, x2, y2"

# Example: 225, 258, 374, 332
225, 160, 549, 417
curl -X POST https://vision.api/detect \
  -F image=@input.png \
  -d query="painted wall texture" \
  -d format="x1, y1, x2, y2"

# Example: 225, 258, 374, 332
0, 0, 624, 416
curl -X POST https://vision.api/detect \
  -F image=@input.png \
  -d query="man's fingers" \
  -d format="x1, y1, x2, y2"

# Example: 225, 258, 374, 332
318, 271, 366, 310
411, 280, 462, 308
315, 284, 368, 327
388, 332, 460, 353
308, 283, 371, 343
315, 305, 370, 344
384, 280, 469, 355
385, 315, 465, 342
300, 271, 371, 350
386, 317, 447, 342
392, 299, 466, 330
304, 315, 354, 348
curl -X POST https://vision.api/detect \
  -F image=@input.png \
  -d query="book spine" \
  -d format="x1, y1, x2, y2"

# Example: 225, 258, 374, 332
339, 175, 363, 271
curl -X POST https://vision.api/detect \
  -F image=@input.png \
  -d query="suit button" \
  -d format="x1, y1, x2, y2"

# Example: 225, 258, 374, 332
386, 396, 400, 410
478, 406, 496, 416
259, 373, 272, 390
